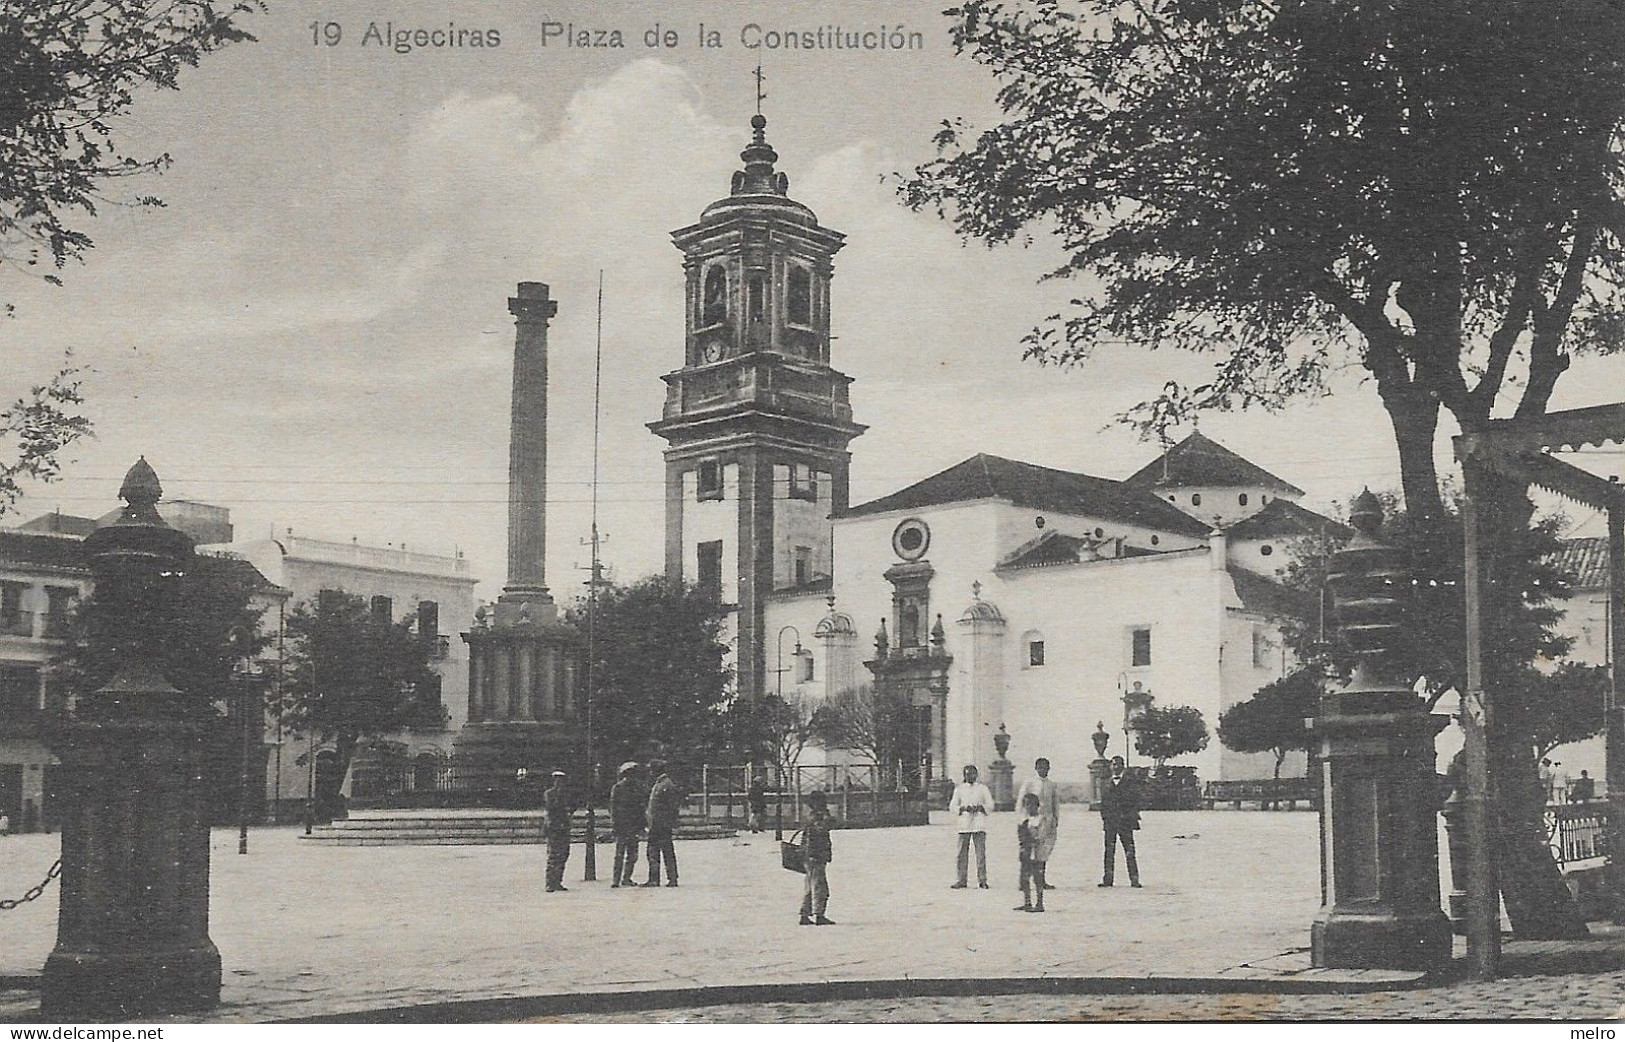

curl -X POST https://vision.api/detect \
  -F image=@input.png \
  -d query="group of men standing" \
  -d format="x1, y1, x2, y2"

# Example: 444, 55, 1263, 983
540, 761, 684, 892
947, 755, 1143, 891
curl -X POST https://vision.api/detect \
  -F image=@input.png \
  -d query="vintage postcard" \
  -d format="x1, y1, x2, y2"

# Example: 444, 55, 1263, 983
0, 0, 1621, 1031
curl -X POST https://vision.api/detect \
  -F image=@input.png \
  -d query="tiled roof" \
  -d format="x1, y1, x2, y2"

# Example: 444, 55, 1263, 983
0, 531, 281, 593
1548, 537, 1609, 591
1124, 431, 1304, 496
0, 530, 91, 572
843, 454, 1214, 537
16, 511, 99, 536
997, 530, 1160, 570
1228, 567, 1316, 619
1225, 499, 1352, 542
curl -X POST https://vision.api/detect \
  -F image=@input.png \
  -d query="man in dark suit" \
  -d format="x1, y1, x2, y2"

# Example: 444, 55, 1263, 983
1097, 756, 1142, 888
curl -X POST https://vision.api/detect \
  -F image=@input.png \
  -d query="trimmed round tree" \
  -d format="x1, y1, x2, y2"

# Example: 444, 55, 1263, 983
1133, 704, 1210, 771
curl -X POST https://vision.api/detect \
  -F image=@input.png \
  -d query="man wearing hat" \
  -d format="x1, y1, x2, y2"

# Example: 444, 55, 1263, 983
642, 761, 682, 887
543, 769, 575, 892
610, 761, 644, 888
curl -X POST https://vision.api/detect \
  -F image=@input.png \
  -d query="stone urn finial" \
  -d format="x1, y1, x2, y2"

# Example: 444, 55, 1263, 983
993, 723, 1011, 761
874, 617, 889, 658
1349, 487, 1383, 542
1092, 720, 1111, 758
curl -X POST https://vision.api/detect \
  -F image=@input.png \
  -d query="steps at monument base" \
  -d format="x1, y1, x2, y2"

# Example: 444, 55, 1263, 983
301, 812, 736, 846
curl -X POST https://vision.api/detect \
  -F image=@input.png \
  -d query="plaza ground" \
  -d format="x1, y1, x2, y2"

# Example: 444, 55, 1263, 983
0, 809, 1617, 1023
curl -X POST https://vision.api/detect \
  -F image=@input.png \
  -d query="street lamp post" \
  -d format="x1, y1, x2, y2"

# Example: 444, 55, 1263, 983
774, 625, 802, 842
232, 661, 261, 855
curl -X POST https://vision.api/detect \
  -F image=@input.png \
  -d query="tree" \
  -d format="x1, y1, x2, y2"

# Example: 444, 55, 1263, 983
811, 685, 914, 767
759, 693, 816, 770
901, 0, 1625, 525
1132, 704, 1209, 770
0, 2, 262, 516
274, 591, 440, 817
1218, 670, 1321, 802
0, 1, 263, 291
566, 575, 732, 771
1524, 663, 1609, 763
900, 0, 1624, 934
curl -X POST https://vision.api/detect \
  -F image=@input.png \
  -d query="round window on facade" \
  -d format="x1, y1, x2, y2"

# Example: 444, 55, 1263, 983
1260, 544, 1274, 557
1239, 493, 1249, 507
892, 518, 931, 561
1192, 493, 1203, 506
1034, 515, 1046, 530
1150, 534, 1160, 546
1094, 527, 1104, 538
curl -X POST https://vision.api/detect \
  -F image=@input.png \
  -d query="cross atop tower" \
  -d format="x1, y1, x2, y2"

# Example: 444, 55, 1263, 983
754, 62, 766, 115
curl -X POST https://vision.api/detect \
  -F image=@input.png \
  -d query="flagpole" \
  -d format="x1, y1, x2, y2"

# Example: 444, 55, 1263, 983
583, 270, 604, 881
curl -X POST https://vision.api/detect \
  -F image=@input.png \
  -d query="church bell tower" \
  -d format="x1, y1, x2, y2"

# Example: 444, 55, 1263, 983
649, 115, 865, 704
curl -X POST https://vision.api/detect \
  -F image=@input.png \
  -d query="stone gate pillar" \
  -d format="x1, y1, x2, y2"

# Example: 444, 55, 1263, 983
1311, 490, 1451, 970
42, 459, 221, 1016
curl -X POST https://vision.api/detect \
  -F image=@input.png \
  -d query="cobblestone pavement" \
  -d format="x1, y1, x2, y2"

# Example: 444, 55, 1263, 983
536, 969, 1625, 1022
0, 808, 1604, 1024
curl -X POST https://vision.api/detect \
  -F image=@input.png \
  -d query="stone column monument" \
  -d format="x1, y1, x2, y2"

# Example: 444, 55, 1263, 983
1311, 490, 1451, 969
455, 283, 582, 785
42, 459, 221, 1016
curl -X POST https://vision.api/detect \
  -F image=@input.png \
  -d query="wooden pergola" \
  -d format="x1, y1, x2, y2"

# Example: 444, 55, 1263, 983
1454, 401, 1625, 978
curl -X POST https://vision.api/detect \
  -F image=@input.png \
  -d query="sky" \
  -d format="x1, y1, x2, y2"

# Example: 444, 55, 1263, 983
4, 0, 1623, 603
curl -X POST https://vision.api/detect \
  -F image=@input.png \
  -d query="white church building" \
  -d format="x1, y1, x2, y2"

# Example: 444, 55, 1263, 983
651, 115, 1349, 796
764, 437, 1349, 795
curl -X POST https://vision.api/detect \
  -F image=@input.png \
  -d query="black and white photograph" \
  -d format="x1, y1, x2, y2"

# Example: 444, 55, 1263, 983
0, 0, 1622, 1030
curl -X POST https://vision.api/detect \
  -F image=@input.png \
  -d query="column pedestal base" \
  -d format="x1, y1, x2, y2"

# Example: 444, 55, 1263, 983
42, 943, 222, 1018
1312, 908, 1452, 971
988, 758, 1014, 811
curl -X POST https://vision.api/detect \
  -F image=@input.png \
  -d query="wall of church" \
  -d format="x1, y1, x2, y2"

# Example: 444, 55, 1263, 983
1149, 485, 1291, 528
992, 503, 1204, 557
1217, 607, 1305, 781
1227, 535, 1299, 577
770, 463, 833, 589
989, 549, 1228, 791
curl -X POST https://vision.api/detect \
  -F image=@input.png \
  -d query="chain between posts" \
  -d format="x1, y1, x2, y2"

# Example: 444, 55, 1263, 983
0, 859, 62, 910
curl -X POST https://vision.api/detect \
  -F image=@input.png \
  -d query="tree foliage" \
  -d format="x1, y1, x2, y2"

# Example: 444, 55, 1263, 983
57, 551, 270, 704
900, 0, 1625, 521
1132, 703, 1209, 768
0, 2, 262, 515
811, 684, 914, 766
1218, 669, 1321, 783
1523, 663, 1609, 761
273, 590, 440, 810
566, 575, 733, 770
1277, 492, 1575, 701
0, 1, 263, 291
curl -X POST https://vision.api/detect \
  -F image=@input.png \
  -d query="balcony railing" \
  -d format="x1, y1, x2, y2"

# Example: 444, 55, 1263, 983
0, 610, 36, 637
1546, 801, 1609, 870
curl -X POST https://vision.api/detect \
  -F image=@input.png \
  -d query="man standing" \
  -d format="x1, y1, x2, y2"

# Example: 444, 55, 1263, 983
610, 762, 643, 888
746, 773, 768, 834
949, 764, 994, 889
1016, 757, 1060, 889
542, 769, 574, 892
643, 761, 681, 887
1098, 756, 1142, 888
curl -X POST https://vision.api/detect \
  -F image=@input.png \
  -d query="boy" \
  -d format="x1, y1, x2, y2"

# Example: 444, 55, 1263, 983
799, 790, 835, 925
1015, 791, 1046, 913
